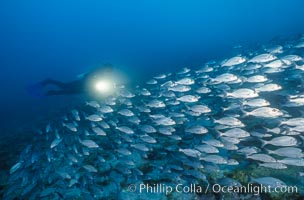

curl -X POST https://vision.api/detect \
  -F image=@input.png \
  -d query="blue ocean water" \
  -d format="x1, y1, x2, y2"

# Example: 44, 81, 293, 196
0, 0, 304, 199
0, 0, 304, 133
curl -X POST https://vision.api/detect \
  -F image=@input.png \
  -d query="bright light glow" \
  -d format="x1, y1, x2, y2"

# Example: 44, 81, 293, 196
95, 80, 112, 93
90, 68, 127, 97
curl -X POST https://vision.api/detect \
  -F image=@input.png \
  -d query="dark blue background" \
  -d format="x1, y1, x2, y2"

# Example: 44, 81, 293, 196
0, 0, 304, 133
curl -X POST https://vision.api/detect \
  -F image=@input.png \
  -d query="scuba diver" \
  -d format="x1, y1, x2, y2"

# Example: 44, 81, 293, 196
28, 64, 115, 97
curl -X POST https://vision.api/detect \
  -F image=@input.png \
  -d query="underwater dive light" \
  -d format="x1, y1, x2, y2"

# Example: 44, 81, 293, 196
94, 79, 114, 94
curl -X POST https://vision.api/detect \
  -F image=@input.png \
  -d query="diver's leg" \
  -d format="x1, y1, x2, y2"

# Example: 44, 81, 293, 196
45, 89, 81, 96
44, 90, 69, 96
41, 79, 66, 88
43, 80, 84, 96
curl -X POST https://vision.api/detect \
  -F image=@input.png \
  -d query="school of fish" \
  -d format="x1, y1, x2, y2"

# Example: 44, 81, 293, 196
3, 35, 304, 199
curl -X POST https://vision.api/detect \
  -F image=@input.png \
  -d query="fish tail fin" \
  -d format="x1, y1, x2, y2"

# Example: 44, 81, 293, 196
265, 149, 273, 154
218, 90, 228, 98
241, 76, 247, 83
240, 105, 249, 117
208, 78, 219, 85
210, 116, 217, 124
184, 104, 190, 110
214, 129, 223, 138
260, 139, 268, 148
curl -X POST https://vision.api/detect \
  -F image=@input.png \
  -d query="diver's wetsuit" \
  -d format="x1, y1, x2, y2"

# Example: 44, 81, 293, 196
41, 65, 113, 96
41, 79, 86, 95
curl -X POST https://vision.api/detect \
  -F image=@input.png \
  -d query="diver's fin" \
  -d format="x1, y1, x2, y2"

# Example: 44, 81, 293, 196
26, 82, 45, 98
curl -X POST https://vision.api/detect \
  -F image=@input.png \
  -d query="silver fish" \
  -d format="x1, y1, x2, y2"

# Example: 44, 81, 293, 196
9, 162, 22, 174
115, 148, 132, 156
245, 107, 283, 118
153, 73, 167, 79
86, 114, 103, 122
140, 125, 156, 133
177, 67, 191, 74
118, 109, 134, 117
116, 126, 134, 134
268, 147, 303, 159
158, 126, 175, 135
217, 128, 250, 138
146, 79, 157, 85
221, 136, 241, 144
92, 127, 107, 136
259, 162, 287, 169
168, 85, 191, 92
98, 105, 113, 113
131, 143, 149, 151
248, 53, 277, 63
246, 75, 268, 83
154, 117, 176, 126
211, 73, 238, 84
50, 138, 63, 149
83, 165, 98, 173
255, 83, 282, 92
185, 125, 208, 134
62, 122, 77, 132
196, 87, 211, 94
200, 155, 228, 164
222, 56, 246, 67
260, 136, 298, 147
226, 88, 259, 99
281, 118, 304, 126
214, 117, 244, 127
140, 88, 151, 96
80, 139, 99, 148
281, 54, 302, 62
264, 60, 284, 68
243, 98, 270, 107
278, 158, 304, 167
202, 139, 224, 147
86, 101, 100, 108
179, 148, 201, 158
195, 144, 219, 154
177, 95, 199, 103
119, 90, 135, 98
247, 153, 276, 162
146, 100, 166, 108
175, 77, 195, 85
237, 146, 260, 155
295, 41, 304, 48
140, 135, 157, 144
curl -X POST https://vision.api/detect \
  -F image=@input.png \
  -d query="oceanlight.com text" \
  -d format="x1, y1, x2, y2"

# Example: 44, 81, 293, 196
127, 183, 298, 196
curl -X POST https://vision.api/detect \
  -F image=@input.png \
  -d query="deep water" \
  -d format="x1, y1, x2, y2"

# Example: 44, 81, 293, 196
0, 0, 304, 199
1, 0, 304, 134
